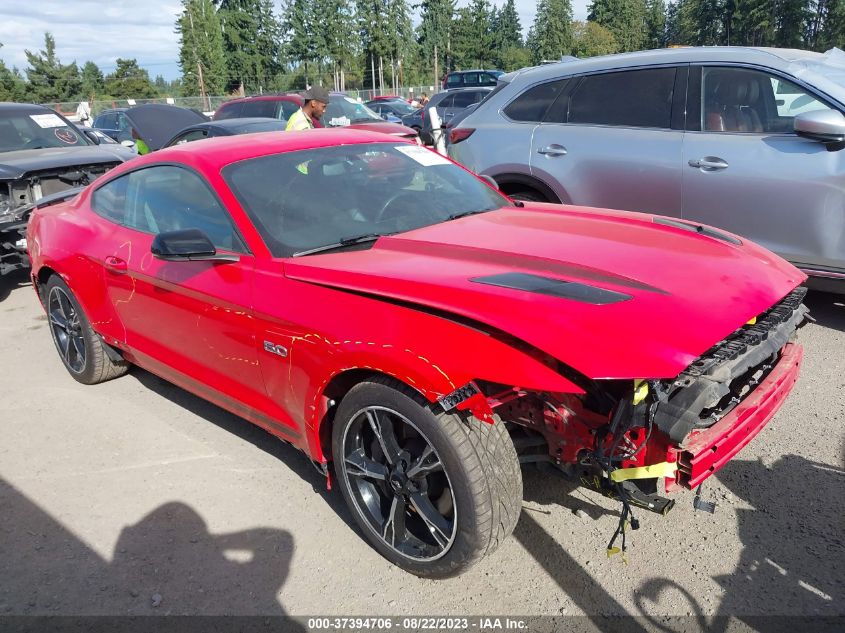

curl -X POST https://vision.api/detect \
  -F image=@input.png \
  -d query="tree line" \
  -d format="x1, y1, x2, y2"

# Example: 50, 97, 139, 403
1, 0, 844, 104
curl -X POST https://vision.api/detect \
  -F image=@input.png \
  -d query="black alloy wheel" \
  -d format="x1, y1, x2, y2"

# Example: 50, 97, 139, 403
44, 275, 128, 385
48, 284, 87, 374
332, 377, 522, 578
340, 405, 457, 561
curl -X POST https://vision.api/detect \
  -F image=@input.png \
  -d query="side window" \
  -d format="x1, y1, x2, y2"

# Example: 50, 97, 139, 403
122, 166, 246, 253
92, 174, 129, 224
437, 95, 455, 108
215, 102, 243, 120
279, 101, 300, 121
97, 112, 117, 128
462, 73, 480, 86
173, 130, 209, 145
451, 92, 477, 108
241, 100, 277, 118
702, 67, 831, 133
505, 79, 568, 122
568, 68, 676, 129
446, 74, 462, 87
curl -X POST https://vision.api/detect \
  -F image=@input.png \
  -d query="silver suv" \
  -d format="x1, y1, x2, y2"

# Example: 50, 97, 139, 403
449, 47, 845, 287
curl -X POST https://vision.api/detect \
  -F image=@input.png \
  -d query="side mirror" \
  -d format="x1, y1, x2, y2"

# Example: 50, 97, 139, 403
82, 129, 101, 145
794, 110, 845, 147
151, 229, 238, 262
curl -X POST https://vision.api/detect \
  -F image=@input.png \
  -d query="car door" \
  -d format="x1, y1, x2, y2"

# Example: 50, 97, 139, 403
682, 65, 845, 272
92, 164, 265, 405
530, 66, 685, 215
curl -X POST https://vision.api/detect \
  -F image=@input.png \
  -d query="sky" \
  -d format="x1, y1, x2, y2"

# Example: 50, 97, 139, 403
0, 0, 590, 82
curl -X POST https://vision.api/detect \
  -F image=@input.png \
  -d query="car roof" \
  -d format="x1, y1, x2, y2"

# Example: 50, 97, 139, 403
120, 128, 413, 173
505, 46, 828, 84
0, 102, 55, 114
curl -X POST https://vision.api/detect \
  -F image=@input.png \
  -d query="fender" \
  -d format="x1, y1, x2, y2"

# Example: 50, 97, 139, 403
250, 273, 583, 463
490, 171, 563, 203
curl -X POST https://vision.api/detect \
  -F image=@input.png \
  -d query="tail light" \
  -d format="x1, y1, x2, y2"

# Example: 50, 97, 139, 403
449, 127, 475, 145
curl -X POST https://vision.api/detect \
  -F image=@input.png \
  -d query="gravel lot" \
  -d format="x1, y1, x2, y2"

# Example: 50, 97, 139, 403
1, 269, 843, 627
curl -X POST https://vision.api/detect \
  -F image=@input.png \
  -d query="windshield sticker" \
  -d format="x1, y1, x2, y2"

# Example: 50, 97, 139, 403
329, 116, 351, 126
30, 113, 65, 128
395, 145, 451, 166
54, 128, 79, 144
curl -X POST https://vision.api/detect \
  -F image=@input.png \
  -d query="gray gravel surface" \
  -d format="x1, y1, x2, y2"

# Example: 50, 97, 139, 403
1, 270, 843, 624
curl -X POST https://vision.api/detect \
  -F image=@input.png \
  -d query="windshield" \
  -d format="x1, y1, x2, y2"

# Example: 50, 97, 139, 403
0, 109, 90, 152
324, 96, 384, 126
222, 142, 510, 257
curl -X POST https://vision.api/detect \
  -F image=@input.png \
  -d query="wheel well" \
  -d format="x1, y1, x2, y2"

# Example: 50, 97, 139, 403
318, 369, 427, 462
35, 266, 58, 307
493, 174, 562, 203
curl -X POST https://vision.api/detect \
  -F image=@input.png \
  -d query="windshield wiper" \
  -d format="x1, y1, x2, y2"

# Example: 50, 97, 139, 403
292, 233, 393, 257
446, 209, 493, 221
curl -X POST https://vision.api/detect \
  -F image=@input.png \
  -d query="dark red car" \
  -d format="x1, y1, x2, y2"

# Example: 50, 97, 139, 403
213, 93, 420, 142
27, 129, 808, 578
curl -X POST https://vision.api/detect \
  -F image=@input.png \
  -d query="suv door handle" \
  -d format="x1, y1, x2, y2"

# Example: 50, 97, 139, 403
688, 156, 729, 171
537, 144, 567, 157
104, 256, 127, 274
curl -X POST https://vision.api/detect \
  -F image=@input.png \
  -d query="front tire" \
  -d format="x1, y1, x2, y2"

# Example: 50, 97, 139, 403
332, 377, 522, 578
45, 275, 128, 385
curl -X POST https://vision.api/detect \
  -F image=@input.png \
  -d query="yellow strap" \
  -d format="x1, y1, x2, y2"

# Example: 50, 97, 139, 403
633, 379, 649, 405
747, 316, 757, 325
610, 461, 677, 482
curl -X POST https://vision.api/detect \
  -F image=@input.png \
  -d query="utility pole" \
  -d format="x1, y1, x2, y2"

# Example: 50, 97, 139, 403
434, 44, 438, 91
197, 61, 208, 111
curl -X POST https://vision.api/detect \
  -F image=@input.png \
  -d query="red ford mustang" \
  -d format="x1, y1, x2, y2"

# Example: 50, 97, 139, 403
27, 129, 808, 577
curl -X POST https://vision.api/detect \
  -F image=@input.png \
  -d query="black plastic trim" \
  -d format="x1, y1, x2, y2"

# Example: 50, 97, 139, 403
470, 272, 632, 305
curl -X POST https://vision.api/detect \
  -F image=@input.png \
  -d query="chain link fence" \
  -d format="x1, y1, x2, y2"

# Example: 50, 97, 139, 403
43, 85, 444, 122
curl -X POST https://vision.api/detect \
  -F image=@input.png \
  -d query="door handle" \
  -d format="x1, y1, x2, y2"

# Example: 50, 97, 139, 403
688, 156, 729, 171
537, 145, 567, 157
104, 256, 127, 274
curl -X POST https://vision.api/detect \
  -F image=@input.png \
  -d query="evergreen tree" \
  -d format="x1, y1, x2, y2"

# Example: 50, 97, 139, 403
219, 0, 283, 92
494, 0, 523, 48
527, 0, 573, 63
571, 20, 619, 56
774, 0, 811, 46
24, 33, 82, 102
453, 0, 495, 68
644, 0, 668, 47
418, 0, 456, 80
176, 0, 227, 95
588, 0, 647, 52
80, 61, 104, 99
104, 58, 159, 98
0, 43, 27, 102
283, 0, 316, 83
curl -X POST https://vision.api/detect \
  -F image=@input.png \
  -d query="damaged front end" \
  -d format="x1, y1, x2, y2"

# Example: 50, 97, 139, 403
1, 163, 116, 275
483, 287, 809, 554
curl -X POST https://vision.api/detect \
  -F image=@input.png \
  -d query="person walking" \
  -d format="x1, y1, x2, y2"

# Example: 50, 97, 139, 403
286, 86, 330, 131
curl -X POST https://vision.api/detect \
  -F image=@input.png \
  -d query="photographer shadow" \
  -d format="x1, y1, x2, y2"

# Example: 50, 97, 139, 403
1, 478, 304, 621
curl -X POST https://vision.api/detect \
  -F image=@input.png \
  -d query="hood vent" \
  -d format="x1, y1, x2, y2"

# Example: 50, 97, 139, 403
470, 272, 631, 305
653, 217, 742, 245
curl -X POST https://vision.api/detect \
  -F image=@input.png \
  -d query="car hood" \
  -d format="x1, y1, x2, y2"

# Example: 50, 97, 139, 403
347, 121, 418, 136
124, 104, 209, 151
0, 145, 132, 179
284, 204, 806, 380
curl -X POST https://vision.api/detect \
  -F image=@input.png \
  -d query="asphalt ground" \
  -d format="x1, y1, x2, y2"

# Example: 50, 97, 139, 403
1, 269, 843, 628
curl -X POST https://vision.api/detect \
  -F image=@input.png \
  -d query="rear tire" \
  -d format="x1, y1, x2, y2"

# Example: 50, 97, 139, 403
45, 275, 128, 385
332, 376, 522, 578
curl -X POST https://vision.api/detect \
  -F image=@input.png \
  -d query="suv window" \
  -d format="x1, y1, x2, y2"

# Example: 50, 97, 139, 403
452, 92, 481, 108
240, 100, 279, 119
446, 75, 462, 88
215, 102, 243, 120
93, 166, 246, 252
701, 67, 831, 134
568, 68, 676, 129
462, 73, 480, 86
95, 112, 117, 129
505, 79, 568, 122
436, 94, 455, 108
